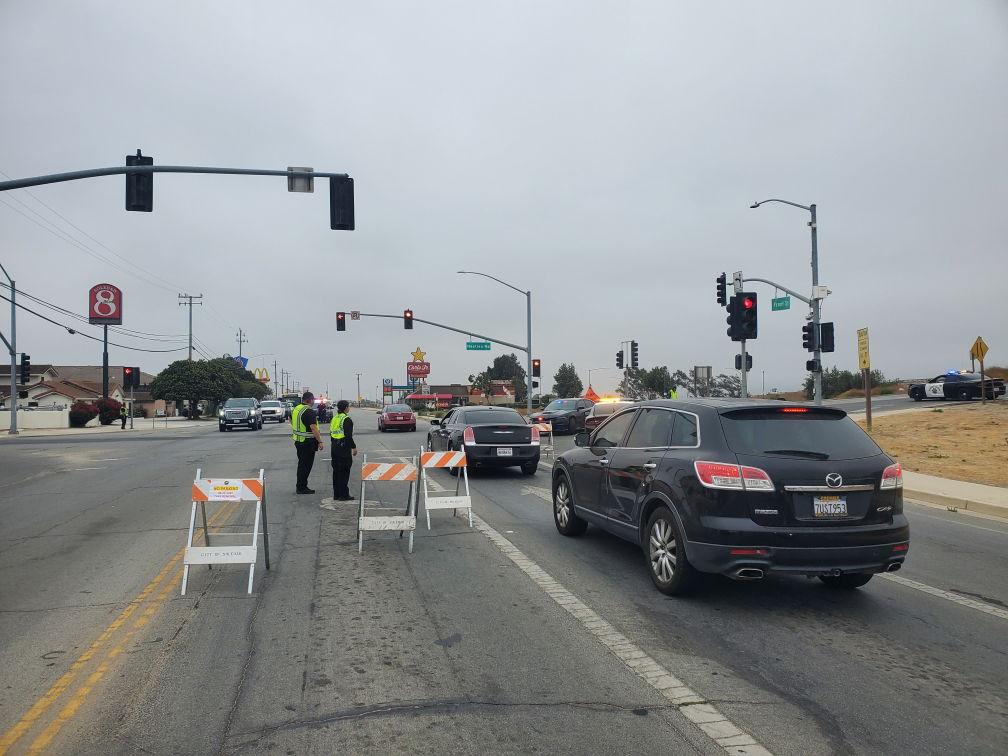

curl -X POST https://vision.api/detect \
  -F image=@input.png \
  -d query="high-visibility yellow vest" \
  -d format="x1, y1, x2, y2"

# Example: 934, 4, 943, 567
291, 404, 313, 442
331, 412, 348, 439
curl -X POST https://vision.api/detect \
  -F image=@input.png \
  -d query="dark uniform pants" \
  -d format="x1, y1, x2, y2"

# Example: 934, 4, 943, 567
120, 415, 127, 429
295, 440, 316, 490
331, 446, 353, 499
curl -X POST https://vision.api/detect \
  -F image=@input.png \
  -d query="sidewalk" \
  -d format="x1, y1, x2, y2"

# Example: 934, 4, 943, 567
903, 470, 1008, 519
0, 416, 216, 439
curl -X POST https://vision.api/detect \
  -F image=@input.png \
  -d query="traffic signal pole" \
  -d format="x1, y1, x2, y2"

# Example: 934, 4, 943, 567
740, 339, 748, 398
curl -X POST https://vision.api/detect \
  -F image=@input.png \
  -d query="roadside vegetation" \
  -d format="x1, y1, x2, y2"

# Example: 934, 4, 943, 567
150, 358, 268, 418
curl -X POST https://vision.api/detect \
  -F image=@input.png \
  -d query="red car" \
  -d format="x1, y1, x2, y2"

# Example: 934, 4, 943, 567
378, 404, 417, 432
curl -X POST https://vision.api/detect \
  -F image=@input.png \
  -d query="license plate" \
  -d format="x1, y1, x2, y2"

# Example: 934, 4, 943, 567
496, 447, 513, 456
813, 495, 847, 517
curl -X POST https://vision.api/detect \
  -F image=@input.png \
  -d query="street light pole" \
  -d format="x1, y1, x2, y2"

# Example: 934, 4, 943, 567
355, 372, 363, 406
457, 271, 533, 417
750, 199, 823, 405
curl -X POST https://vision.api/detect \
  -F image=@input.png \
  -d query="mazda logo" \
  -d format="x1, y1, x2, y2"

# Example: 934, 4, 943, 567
826, 473, 843, 488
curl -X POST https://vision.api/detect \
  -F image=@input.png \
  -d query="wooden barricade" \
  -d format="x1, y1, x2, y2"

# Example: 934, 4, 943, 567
183, 469, 269, 595
357, 454, 418, 553
532, 422, 553, 457
421, 450, 472, 529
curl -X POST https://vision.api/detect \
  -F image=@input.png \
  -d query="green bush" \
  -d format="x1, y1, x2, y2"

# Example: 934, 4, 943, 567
69, 401, 99, 427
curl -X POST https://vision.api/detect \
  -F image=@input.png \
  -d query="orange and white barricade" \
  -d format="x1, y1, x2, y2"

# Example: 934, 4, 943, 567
357, 453, 418, 553
183, 468, 269, 595
532, 422, 553, 457
421, 450, 472, 529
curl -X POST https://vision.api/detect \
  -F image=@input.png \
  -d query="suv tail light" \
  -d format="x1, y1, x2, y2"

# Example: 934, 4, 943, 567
463, 426, 476, 445
880, 462, 903, 490
530, 425, 540, 446
694, 461, 774, 492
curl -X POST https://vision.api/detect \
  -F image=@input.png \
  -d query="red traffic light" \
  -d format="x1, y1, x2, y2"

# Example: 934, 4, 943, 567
743, 297, 754, 309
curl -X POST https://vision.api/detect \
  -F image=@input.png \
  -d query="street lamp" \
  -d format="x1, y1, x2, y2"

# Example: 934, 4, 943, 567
586, 367, 611, 392
750, 199, 823, 406
457, 270, 533, 417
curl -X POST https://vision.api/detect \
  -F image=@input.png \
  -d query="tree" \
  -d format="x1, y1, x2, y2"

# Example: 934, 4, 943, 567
616, 368, 648, 400
553, 363, 583, 398
150, 360, 211, 417
487, 353, 528, 404
468, 370, 492, 404
709, 373, 742, 398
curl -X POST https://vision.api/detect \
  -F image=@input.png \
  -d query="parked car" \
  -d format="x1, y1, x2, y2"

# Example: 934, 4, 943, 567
530, 398, 594, 434
428, 406, 540, 475
378, 404, 417, 432
584, 399, 635, 431
259, 400, 285, 423
552, 399, 908, 595
218, 397, 263, 432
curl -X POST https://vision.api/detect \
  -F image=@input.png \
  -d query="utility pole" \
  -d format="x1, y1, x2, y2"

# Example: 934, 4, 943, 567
1, 263, 17, 434
355, 372, 363, 406
178, 293, 202, 360
236, 329, 247, 360
273, 360, 279, 397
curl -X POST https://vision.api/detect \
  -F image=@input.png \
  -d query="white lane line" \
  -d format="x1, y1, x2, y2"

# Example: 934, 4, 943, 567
471, 512, 772, 755
71, 467, 106, 471
521, 485, 552, 502
880, 573, 1008, 621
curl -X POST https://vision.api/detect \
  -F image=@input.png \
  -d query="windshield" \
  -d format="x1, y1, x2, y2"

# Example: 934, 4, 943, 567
592, 401, 631, 417
261, 401, 281, 408
719, 408, 883, 460
385, 405, 412, 413
543, 400, 578, 412
462, 409, 524, 424
224, 398, 256, 408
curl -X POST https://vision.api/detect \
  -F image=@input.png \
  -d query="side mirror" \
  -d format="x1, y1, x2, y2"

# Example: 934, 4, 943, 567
574, 432, 590, 447
430, 419, 440, 426
376, 410, 382, 414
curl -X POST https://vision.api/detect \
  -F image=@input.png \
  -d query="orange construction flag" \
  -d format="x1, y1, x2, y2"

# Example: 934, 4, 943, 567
583, 386, 600, 402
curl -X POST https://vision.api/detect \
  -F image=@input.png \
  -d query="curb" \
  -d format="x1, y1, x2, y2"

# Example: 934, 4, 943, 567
904, 488, 1008, 520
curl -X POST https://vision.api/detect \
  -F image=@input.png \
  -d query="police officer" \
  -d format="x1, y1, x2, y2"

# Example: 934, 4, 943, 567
330, 399, 357, 500
120, 403, 128, 429
291, 391, 323, 494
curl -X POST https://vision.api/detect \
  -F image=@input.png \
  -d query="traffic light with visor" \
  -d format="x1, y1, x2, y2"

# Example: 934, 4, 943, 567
819, 322, 835, 353
630, 341, 639, 368
19, 353, 30, 384
404, 309, 413, 329
716, 273, 727, 307
125, 150, 153, 212
329, 176, 355, 230
531, 359, 541, 378
616, 350, 624, 369
336, 311, 346, 331
738, 292, 757, 340
122, 366, 140, 390
802, 323, 817, 351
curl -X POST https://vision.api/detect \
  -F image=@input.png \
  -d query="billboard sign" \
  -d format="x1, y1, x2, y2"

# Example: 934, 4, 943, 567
88, 283, 123, 325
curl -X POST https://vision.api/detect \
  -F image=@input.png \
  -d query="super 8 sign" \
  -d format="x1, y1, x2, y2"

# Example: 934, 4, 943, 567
88, 283, 123, 325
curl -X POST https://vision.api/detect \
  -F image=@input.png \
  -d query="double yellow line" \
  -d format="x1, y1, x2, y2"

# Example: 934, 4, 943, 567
0, 499, 243, 754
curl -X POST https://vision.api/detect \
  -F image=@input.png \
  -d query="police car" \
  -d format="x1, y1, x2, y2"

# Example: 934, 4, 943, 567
907, 370, 1006, 401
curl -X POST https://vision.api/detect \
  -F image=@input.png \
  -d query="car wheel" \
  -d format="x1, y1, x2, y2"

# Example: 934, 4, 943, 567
410, 425, 416, 432
521, 461, 537, 475
645, 506, 698, 595
958, 388, 971, 401
552, 472, 587, 536
911, 390, 923, 402
818, 573, 873, 589
447, 444, 460, 476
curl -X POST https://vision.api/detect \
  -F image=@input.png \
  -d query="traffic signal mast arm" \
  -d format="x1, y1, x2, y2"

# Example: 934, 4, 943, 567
738, 276, 813, 306
351, 312, 527, 353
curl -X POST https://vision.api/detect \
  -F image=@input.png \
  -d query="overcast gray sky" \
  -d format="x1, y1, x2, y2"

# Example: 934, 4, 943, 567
3, 1, 1006, 399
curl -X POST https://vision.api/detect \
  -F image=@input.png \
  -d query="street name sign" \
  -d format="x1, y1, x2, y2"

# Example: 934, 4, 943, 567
771, 296, 790, 311
466, 341, 491, 351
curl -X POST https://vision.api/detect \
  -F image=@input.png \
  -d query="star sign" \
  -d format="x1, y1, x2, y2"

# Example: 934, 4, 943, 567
411, 347, 426, 362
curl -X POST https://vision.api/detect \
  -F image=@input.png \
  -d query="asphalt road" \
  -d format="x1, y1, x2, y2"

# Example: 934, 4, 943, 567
0, 416, 1005, 755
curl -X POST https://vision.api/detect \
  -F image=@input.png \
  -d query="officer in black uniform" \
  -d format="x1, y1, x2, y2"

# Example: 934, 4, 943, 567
291, 391, 323, 494
330, 399, 357, 500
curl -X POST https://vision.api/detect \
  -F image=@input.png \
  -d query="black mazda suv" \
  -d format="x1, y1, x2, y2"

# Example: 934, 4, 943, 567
551, 399, 908, 595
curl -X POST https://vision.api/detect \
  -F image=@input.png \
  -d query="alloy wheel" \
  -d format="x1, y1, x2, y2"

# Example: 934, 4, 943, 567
650, 518, 677, 583
555, 478, 571, 527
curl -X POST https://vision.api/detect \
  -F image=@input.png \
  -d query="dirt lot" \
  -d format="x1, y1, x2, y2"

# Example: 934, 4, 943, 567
855, 401, 1008, 487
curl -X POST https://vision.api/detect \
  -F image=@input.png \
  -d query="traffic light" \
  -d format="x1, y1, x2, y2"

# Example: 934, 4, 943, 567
802, 323, 817, 351
336, 311, 346, 331
819, 322, 835, 353
19, 353, 30, 384
532, 359, 541, 377
738, 293, 757, 340
726, 295, 739, 340
806, 359, 821, 372
716, 273, 727, 307
630, 341, 639, 368
122, 366, 140, 390
329, 175, 355, 231
404, 309, 413, 329
125, 150, 153, 212
734, 353, 753, 371
616, 350, 624, 369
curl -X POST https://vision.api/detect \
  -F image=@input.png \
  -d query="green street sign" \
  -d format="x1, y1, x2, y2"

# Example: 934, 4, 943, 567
771, 296, 791, 311
466, 341, 491, 351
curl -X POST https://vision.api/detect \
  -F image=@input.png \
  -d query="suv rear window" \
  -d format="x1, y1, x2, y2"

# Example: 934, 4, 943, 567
719, 408, 883, 460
